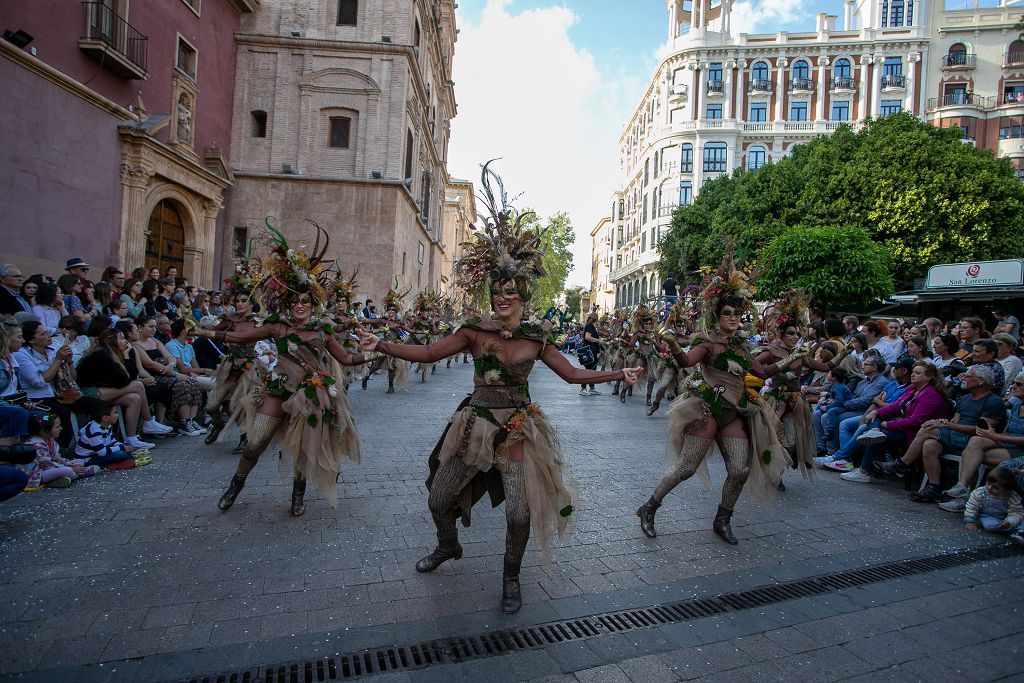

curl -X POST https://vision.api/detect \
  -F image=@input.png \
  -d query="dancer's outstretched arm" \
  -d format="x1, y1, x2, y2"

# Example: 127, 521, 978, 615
540, 345, 641, 385
358, 327, 472, 363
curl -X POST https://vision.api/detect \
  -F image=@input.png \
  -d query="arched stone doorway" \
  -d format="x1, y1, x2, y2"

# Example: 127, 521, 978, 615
146, 199, 186, 277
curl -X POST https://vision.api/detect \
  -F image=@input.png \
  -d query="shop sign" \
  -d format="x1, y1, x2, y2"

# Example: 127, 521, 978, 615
925, 259, 1024, 289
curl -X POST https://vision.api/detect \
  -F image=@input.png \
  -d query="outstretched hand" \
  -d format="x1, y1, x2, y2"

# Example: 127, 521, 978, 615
622, 365, 644, 386
355, 327, 382, 351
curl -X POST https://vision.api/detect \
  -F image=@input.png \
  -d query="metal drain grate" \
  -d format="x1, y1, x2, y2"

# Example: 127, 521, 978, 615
180, 543, 1017, 683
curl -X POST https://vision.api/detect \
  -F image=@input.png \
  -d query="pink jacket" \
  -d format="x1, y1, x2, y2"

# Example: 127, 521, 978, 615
876, 385, 950, 440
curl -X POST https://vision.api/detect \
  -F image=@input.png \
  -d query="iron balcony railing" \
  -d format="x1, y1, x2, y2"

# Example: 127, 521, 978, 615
1003, 92, 1024, 105
943, 52, 976, 67
789, 77, 813, 92
706, 79, 725, 94
926, 93, 994, 109
81, 1, 148, 73
1006, 51, 1024, 66
881, 74, 906, 88
830, 76, 855, 90
747, 78, 772, 93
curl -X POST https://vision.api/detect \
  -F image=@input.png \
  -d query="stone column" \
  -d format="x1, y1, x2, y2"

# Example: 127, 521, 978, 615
775, 58, 788, 120
736, 60, 746, 120
724, 61, 734, 118
196, 197, 222, 287
871, 55, 883, 118
666, 0, 677, 40
906, 52, 920, 114
857, 54, 871, 120
118, 160, 154, 272
696, 63, 707, 120
815, 56, 828, 120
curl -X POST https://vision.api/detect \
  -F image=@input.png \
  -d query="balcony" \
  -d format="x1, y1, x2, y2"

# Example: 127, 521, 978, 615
1001, 92, 1024, 106
706, 79, 725, 97
789, 77, 813, 94
747, 78, 772, 98
658, 203, 680, 217
881, 74, 906, 91
942, 52, 976, 69
1005, 52, 1024, 67
829, 76, 855, 93
926, 93, 994, 110
79, 2, 148, 79
669, 83, 688, 103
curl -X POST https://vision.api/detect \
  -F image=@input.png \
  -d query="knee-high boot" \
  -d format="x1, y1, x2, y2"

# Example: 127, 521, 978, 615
714, 436, 751, 544
218, 413, 281, 511
640, 435, 713, 538
415, 529, 463, 572
290, 477, 306, 516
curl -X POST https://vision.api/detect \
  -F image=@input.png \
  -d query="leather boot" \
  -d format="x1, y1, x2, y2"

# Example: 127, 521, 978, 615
218, 475, 246, 511
646, 400, 660, 416
290, 479, 306, 516
636, 498, 660, 538
712, 505, 738, 545
232, 436, 247, 454
204, 422, 224, 445
619, 388, 627, 403
501, 574, 522, 614
415, 535, 463, 572
361, 375, 369, 390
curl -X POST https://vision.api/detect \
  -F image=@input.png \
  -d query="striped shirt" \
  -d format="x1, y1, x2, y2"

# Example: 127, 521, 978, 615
75, 421, 126, 458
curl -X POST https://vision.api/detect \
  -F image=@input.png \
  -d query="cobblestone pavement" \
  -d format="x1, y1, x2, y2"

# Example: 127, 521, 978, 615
1, 357, 1021, 681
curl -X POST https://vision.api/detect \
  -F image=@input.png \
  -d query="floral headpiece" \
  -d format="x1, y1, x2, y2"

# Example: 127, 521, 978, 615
665, 301, 691, 331
414, 288, 442, 312
454, 160, 546, 304
222, 238, 262, 300
259, 217, 330, 314
695, 249, 757, 332
631, 303, 657, 328
760, 288, 809, 335
384, 277, 409, 312
328, 269, 357, 304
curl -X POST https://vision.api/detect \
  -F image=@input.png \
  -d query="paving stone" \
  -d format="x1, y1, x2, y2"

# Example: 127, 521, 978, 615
573, 663, 632, 682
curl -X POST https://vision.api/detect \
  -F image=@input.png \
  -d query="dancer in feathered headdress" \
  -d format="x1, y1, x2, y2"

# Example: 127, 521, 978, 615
647, 301, 694, 417
635, 250, 809, 546
615, 304, 660, 406
191, 218, 368, 517
356, 161, 642, 615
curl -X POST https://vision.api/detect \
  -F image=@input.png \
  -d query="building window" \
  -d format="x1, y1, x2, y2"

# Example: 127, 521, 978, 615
703, 142, 727, 172
1009, 40, 1024, 65
747, 145, 766, 170
421, 170, 431, 219
417, 241, 425, 265
250, 110, 267, 137
831, 101, 850, 121
337, 0, 358, 25
707, 62, 723, 81
641, 232, 646, 252
706, 103, 723, 119
231, 227, 248, 258
329, 116, 351, 148
404, 129, 414, 180
1004, 83, 1024, 103
789, 102, 808, 121
680, 144, 693, 173
642, 194, 648, 224
749, 103, 767, 122
882, 0, 911, 27
414, 19, 421, 47
176, 36, 197, 81
181, 0, 201, 15
833, 58, 851, 79
999, 124, 1024, 139
751, 60, 769, 80
880, 100, 902, 116
402, 251, 407, 275
791, 59, 809, 80
644, 158, 649, 186
654, 150, 660, 177
883, 56, 903, 77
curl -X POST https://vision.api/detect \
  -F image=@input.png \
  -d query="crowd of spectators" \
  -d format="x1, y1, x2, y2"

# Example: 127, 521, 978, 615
0, 257, 233, 502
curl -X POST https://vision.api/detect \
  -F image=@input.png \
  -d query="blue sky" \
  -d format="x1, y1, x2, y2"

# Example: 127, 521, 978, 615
447, 0, 850, 286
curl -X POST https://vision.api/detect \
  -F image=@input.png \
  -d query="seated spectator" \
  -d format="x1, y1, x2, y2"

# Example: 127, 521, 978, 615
114, 320, 174, 426
21, 414, 98, 490
130, 267, 146, 281
15, 320, 105, 449
139, 280, 159, 318
950, 339, 1005, 398
842, 315, 860, 341
192, 329, 227, 371
801, 343, 840, 403
879, 365, 1006, 501
56, 274, 93, 327
100, 267, 125, 299
171, 293, 189, 322
133, 316, 206, 436
899, 336, 934, 365
814, 355, 889, 452
937, 375, 1024, 512
154, 314, 173, 345
76, 329, 171, 446
812, 366, 853, 452
119, 278, 146, 319
153, 278, 179, 319
147, 267, 161, 282
884, 322, 906, 358
93, 281, 114, 313
839, 362, 949, 483
0, 264, 31, 315
20, 279, 37, 310
957, 317, 986, 356
30, 283, 66, 334
209, 292, 229, 317
992, 333, 1022, 396
923, 317, 943, 339
0, 320, 32, 441
993, 307, 1020, 341
165, 320, 216, 391
860, 320, 897, 363
962, 468, 1022, 535
74, 402, 136, 469
931, 332, 967, 378
191, 293, 211, 322
841, 331, 866, 380
53, 316, 91, 367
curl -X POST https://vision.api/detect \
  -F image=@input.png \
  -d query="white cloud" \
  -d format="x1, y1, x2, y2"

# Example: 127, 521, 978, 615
730, 0, 812, 35
449, 0, 636, 287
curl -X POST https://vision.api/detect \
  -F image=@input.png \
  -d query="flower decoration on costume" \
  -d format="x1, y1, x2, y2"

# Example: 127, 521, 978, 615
222, 238, 263, 299
695, 248, 757, 332
759, 288, 809, 336
383, 277, 410, 313
414, 288, 442, 313
664, 301, 691, 333
454, 160, 546, 304
259, 217, 331, 316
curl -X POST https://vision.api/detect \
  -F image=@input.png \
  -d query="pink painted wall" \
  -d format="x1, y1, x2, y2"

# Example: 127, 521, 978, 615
2, 0, 241, 157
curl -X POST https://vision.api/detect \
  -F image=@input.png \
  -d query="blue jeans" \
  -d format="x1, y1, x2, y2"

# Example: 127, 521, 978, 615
979, 516, 1013, 533
823, 410, 863, 451
860, 429, 908, 472
831, 416, 877, 460
663, 295, 678, 317
81, 449, 132, 469
0, 466, 28, 502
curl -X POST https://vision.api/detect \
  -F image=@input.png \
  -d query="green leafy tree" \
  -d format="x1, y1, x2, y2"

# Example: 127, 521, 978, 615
659, 113, 1024, 295
563, 285, 586, 319
757, 226, 895, 311
518, 208, 575, 310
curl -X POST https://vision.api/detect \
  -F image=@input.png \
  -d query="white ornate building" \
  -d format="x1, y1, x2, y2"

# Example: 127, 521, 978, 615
608, 0, 1024, 309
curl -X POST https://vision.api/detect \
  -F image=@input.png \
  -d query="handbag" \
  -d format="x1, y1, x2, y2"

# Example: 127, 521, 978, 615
53, 358, 83, 405
577, 343, 596, 367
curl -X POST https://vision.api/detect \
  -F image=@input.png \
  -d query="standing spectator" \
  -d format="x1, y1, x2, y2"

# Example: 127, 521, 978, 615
53, 316, 91, 367
119, 278, 145, 319
0, 264, 30, 315
165, 319, 216, 390
962, 468, 1022, 535
993, 333, 1023, 396
661, 272, 680, 316
958, 317, 986, 355
30, 283, 66, 334
580, 313, 603, 395
101, 267, 125, 299
932, 332, 967, 377
153, 278, 179, 319
993, 308, 1020, 341
64, 258, 93, 286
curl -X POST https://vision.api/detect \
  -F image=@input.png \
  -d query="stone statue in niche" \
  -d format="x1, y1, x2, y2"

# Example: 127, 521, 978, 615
176, 94, 193, 143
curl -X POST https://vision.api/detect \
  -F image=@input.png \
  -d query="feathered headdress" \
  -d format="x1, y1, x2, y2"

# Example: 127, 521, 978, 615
414, 288, 441, 312
454, 160, 546, 304
695, 247, 757, 331
384, 277, 409, 312
631, 303, 657, 329
327, 269, 358, 304
259, 217, 331, 314
759, 288, 809, 335
222, 236, 262, 299
664, 301, 691, 331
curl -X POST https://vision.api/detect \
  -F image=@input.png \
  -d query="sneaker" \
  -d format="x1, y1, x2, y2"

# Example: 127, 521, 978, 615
48, 476, 73, 488
187, 419, 208, 435
588, 388, 601, 395
937, 498, 967, 513
910, 484, 943, 503
876, 459, 909, 478
840, 469, 872, 483
943, 482, 971, 499
141, 419, 173, 435
857, 428, 888, 445
579, 387, 589, 395
125, 436, 156, 449
178, 421, 203, 437
824, 459, 854, 472
1011, 531, 1024, 547
813, 455, 834, 468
